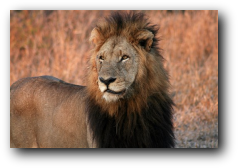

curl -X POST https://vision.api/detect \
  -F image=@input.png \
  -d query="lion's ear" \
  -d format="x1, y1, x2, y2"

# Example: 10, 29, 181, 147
90, 27, 103, 45
136, 30, 154, 52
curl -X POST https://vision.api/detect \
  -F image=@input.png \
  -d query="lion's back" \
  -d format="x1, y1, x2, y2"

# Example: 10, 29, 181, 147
10, 76, 85, 115
10, 76, 89, 148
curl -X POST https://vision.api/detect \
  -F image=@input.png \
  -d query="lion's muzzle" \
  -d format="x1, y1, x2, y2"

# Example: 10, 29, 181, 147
98, 76, 127, 102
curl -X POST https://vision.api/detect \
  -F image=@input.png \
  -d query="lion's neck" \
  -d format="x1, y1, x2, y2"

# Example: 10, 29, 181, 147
85, 94, 174, 148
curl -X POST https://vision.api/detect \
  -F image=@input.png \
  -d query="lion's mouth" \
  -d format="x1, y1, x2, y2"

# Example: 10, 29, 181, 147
105, 89, 126, 95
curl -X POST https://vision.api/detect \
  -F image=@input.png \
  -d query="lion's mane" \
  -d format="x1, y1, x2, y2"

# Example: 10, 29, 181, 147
86, 12, 175, 148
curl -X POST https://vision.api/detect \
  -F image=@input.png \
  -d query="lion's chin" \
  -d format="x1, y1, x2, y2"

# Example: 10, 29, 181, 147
102, 91, 125, 103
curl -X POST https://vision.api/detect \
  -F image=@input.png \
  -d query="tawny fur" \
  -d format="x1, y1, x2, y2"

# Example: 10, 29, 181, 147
10, 12, 174, 148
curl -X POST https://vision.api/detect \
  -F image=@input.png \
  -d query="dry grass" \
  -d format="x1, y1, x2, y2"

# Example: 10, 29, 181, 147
10, 10, 218, 148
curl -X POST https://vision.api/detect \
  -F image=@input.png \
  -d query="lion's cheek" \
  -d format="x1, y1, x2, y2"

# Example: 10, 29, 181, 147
98, 80, 107, 93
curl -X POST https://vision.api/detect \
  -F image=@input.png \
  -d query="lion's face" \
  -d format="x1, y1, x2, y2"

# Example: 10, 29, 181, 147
95, 36, 139, 102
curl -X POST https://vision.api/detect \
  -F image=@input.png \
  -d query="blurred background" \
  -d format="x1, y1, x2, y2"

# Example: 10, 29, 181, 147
10, 10, 218, 148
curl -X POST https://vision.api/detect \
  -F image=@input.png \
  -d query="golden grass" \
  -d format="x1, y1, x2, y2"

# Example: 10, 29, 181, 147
10, 10, 218, 148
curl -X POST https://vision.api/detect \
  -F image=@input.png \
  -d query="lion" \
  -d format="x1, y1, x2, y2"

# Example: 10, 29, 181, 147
10, 12, 175, 148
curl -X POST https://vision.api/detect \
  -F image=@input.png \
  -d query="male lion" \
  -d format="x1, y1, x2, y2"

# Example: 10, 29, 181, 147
10, 12, 175, 148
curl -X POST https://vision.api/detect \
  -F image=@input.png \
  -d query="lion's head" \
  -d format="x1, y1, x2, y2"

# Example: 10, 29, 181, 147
95, 36, 139, 102
87, 12, 170, 115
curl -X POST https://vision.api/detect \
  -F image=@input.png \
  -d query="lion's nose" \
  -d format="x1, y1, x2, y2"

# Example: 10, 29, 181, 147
99, 77, 116, 86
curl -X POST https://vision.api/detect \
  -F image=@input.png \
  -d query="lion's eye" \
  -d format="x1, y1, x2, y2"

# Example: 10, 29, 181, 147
121, 55, 129, 61
98, 55, 105, 62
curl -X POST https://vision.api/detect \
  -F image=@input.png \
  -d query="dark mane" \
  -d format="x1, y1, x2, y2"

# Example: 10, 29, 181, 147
95, 11, 160, 50
86, 93, 174, 148
86, 11, 175, 148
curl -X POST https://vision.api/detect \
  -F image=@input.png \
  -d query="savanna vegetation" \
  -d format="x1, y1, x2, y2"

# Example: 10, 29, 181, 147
10, 10, 218, 148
